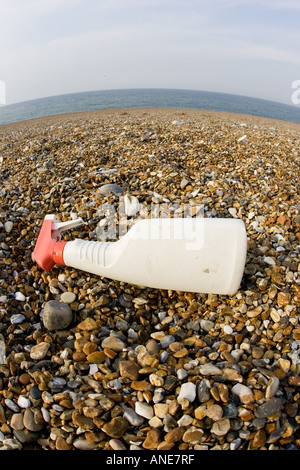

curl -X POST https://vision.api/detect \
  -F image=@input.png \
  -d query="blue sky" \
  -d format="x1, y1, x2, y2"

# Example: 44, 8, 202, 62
1, 0, 299, 105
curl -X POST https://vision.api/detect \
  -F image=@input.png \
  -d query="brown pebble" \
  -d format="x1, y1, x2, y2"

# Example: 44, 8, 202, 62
87, 351, 106, 364
130, 380, 149, 391
102, 417, 129, 438
288, 376, 300, 387
119, 360, 140, 380
56, 436, 73, 450
164, 427, 185, 443
73, 351, 86, 362
19, 373, 31, 385
143, 429, 162, 449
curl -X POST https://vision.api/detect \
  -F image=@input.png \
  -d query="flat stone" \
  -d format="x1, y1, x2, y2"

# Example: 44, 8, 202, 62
143, 429, 162, 450
97, 183, 125, 196
182, 427, 204, 443
197, 379, 211, 402
10, 314, 25, 324
10, 413, 24, 430
60, 291, 76, 304
199, 363, 222, 376
73, 438, 99, 450
101, 335, 125, 352
154, 403, 169, 419
135, 402, 154, 419
255, 398, 283, 418
14, 291, 26, 301
77, 317, 98, 330
23, 408, 44, 432
87, 351, 106, 364
30, 342, 50, 360
109, 438, 127, 450
119, 360, 140, 380
206, 404, 223, 421
72, 410, 94, 430
123, 407, 144, 426
4, 221, 13, 233
164, 427, 185, 443
102, 417, 129, 438
211, 418, 231, 436
17, 396, 31, 409
43, 300, 73, 330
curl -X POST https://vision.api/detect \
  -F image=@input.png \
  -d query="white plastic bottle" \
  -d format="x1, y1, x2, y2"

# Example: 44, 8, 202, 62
33, 215, 247, 295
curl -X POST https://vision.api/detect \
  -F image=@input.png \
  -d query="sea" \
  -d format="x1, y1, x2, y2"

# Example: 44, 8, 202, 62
0, 88, 300, 126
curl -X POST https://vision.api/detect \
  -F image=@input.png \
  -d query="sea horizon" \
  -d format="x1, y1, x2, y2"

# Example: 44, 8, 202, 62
1, 88, 300, 126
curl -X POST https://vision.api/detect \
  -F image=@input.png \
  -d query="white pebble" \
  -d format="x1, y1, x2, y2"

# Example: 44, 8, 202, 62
89, 363, 98, 375
124, 194, 140, 217
14, 292, 26, 302
178, 382, 196, 402
60, 291, 76, 304
17, 396, 31, 408
109, 439, 126, 450
199, 363, 222, 376
231, 383, 254, 404
228, 207, 237, 217
264, 256, 275, 266
223, 325, 233, 335
135, 402, 154, 419
4, 221, 13, 233
177, 368, 188, 380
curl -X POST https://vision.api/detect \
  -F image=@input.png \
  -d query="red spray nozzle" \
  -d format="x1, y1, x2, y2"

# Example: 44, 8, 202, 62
33, 215, 83, 272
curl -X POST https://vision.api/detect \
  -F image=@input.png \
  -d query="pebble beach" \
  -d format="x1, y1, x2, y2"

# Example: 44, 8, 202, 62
0, 107, 300, 451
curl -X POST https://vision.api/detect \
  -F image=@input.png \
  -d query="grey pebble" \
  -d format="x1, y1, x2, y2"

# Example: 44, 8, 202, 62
123, 407, 144, 426
160, 335, 175, 348
42, 300, 73, 331
4, 399, 20, 413
98, 183, 125, 196
255, 398, 283, 418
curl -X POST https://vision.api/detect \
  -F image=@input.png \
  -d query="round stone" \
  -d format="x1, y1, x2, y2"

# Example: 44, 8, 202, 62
97, 183, 124, 196
23, 408, 44, 432
42, 300, 73, 330
60, 291, 76, 304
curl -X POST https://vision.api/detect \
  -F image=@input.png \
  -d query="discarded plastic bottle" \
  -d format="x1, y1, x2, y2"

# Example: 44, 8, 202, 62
33, 214, 247, 295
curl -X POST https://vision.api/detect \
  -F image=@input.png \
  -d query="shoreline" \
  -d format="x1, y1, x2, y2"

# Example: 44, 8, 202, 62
1, 107, 300, 133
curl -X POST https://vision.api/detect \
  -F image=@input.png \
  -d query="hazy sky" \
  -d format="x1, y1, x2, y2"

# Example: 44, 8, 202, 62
1, 0, 300, 105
